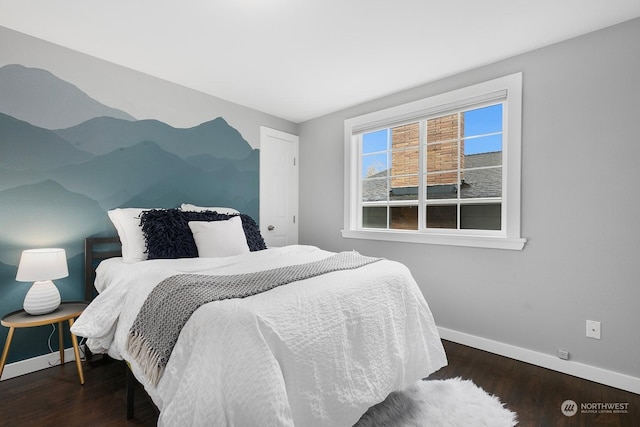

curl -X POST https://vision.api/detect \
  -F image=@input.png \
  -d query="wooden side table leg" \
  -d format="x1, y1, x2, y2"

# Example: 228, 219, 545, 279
0, 327, 15, 380
68, 318, 85, 385
58, 321, 64, 364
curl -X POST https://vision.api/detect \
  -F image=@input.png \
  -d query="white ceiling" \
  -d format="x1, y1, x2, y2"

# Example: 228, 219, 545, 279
1, 0, 640, 123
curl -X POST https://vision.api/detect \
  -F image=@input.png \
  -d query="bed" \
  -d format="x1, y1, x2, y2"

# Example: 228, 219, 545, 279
71, 207, 447, 426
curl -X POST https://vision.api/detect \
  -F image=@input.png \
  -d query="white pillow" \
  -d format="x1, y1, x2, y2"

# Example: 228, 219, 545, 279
180, 203, 239, 215
188, 217, 249, 258
107, 208, 148, 263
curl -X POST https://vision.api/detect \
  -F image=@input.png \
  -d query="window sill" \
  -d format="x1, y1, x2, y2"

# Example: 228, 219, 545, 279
341, 229, 526, 250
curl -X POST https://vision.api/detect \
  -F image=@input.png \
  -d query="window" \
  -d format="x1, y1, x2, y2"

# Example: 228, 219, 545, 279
343, 73, 525, 250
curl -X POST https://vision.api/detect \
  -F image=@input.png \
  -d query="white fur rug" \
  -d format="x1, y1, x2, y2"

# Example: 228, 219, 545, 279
354, 377, 518, 427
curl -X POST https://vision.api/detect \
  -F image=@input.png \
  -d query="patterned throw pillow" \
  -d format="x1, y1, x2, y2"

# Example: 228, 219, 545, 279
140, 208, 266, 259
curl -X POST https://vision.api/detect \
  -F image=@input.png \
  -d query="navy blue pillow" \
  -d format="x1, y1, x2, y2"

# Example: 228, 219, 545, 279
140, 209, 266, 259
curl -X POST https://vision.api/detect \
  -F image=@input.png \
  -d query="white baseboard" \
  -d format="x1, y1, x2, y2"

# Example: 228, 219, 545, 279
438, 327, 640, 395
0, 347, 79, 381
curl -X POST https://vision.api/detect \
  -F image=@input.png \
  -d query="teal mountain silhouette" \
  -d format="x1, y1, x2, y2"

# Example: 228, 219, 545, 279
0, 180, 111, 247
0, 260, 24, 315
0, 112, 93, 170
54, 116, 253, 160
45, 140, 257, 214
186, 150, 259, 172
0, 260, 16, 281
0, 64, 135, 129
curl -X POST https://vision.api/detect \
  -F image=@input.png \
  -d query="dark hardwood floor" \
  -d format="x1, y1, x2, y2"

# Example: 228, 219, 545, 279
427, 341, 639, 426
0, 340, 638, 426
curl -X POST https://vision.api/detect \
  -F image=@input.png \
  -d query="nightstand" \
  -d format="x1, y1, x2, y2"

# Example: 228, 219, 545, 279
0, 301, 88, 384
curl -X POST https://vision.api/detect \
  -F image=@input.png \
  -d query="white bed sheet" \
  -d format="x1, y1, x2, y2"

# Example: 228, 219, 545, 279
72, 245, 447, 427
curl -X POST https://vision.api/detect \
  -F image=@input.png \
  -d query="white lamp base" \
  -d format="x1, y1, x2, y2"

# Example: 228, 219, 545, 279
23, 280, 61, 315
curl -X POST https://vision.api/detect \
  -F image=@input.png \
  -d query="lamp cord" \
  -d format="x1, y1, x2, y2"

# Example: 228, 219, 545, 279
47, 324, 57, 366
46, 324, 88, 366
47, 324, 56, 354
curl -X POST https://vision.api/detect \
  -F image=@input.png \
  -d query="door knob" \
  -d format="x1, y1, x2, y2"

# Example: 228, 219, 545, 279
268, 225, 275, 231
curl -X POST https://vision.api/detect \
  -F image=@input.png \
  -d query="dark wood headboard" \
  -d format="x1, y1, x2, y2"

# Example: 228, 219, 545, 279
84, 237, 122, 301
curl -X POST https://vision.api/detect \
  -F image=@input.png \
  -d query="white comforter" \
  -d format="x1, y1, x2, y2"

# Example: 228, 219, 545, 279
71, 245, 446, 427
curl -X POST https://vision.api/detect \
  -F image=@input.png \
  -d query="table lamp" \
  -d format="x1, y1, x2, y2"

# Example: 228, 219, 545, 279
15, 248, 68, 315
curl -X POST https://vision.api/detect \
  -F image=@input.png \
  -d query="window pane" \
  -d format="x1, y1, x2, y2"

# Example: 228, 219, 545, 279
360, 100, 505, 230
426, 172, 458, 200
392, 148, 419, 177
362, 152, 388, 179
363, 206, 387, 228
389, 181, 418, 201
362, 129, 388, 154
391, 206, 418, 230
426, 205, 457, 229
427, 113, 459, 143
464, 134, 502, 157
391, 123, 419, 148
460, 167, 502, 199
390, 178, 418, 201
461, 204, 501, 230
463, 104, 502, 137
362, 178, 387, 202
426, 141, 458, 174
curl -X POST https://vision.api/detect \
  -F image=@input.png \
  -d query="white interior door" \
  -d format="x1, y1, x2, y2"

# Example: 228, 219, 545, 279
260, 126, 298, 247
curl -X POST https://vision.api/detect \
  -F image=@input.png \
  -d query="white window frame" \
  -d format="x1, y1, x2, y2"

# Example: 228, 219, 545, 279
342, 73, 526, 250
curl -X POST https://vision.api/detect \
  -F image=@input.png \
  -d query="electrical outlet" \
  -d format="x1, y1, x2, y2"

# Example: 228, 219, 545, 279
586, 320, 601, 339
557, 349, 569, 360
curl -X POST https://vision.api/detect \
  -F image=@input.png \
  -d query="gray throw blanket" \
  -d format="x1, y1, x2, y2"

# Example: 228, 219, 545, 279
127, 251, 381, 385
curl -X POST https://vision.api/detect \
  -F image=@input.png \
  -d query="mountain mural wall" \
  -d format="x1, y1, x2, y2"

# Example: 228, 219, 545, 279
0, 64, 136, 129
0, 63, 260, 363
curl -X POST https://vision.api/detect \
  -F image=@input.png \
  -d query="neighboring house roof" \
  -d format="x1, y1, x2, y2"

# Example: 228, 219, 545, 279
460, 152, 502, 199
362, 171, 389, 202
362, 152, 501, 202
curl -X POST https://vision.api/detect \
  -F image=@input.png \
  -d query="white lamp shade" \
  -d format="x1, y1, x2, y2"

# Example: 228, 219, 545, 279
16, 248, 68, 282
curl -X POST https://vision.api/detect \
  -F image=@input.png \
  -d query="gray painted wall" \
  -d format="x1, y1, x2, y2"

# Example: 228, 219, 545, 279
298, 18, 640, 379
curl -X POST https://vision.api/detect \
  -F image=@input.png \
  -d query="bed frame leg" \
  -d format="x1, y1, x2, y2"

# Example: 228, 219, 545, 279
126, 363, 135, 419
